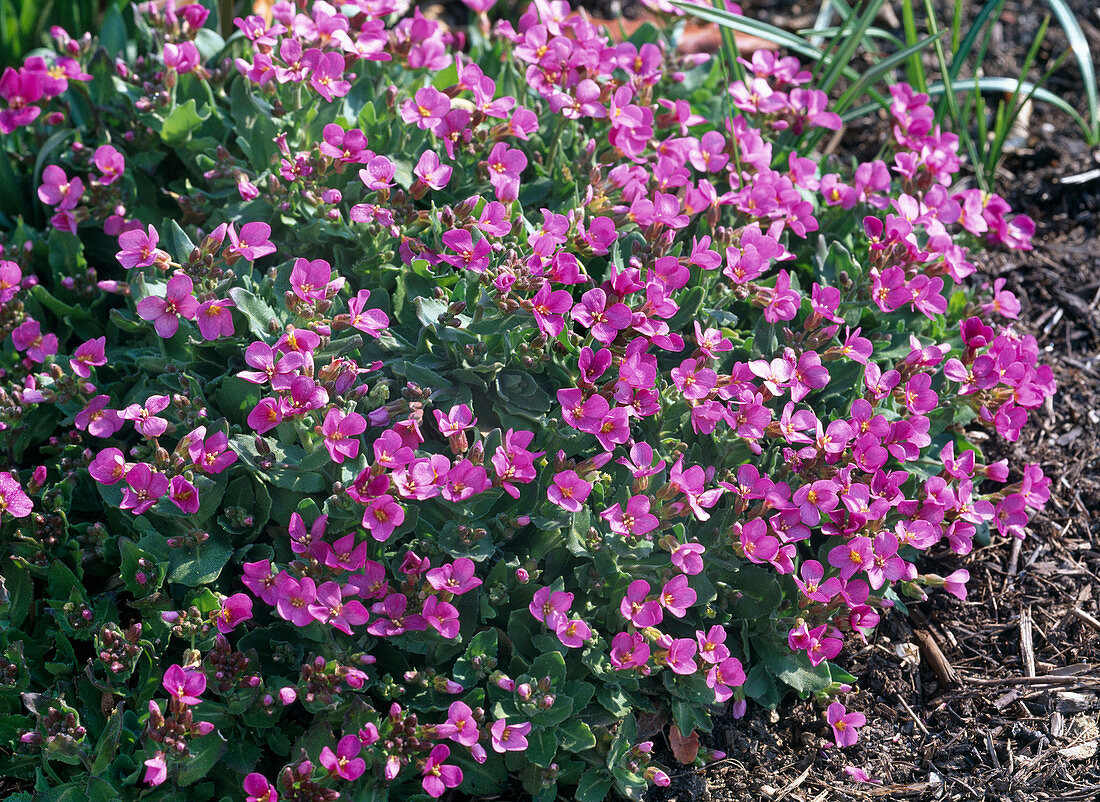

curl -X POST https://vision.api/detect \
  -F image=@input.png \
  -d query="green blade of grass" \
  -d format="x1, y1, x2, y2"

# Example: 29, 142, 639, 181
833, 29, 945, 113
818, 0, 889, 94
841, 78, 1094, 143
1042, 0, 1100, 142
669, 0, 890, 108
899, 0, 926, 92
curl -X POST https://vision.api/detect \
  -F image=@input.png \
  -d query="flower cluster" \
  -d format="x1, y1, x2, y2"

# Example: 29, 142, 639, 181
0, 0, 1056, 799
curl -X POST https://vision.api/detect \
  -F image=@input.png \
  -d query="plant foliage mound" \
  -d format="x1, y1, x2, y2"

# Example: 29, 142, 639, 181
0, 0, 1056, 799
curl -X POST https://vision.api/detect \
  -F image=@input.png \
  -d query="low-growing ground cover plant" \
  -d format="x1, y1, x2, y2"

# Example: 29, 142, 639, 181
0, 0, 1058, 799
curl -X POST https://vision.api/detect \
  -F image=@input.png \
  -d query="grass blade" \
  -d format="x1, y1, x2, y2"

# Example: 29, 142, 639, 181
1042, 0, 1100, 142
818, 0, 888, 94
833, 29, 945, 113
899, 0, 927, 92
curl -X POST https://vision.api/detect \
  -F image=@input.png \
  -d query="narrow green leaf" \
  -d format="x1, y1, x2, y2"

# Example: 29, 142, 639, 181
1043, 0, 1099, 141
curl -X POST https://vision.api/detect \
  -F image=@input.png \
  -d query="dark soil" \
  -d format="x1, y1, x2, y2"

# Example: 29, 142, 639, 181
642, 1, 1100, 800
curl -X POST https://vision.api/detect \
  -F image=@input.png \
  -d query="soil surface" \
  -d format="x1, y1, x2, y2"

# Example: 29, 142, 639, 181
641, 1, 1100, 800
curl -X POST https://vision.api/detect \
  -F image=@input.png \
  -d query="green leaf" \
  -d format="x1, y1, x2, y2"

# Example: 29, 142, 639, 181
526, 727, 558, 767
176, 731, 228, 785
558, 718, 596, 753
227, 287, 279, 341
161, 99, 209, 145
576, 770, 613, 802
168, 532, 233, 585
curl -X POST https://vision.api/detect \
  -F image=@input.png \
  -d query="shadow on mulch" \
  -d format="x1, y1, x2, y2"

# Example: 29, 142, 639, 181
642, 2, 1100, 801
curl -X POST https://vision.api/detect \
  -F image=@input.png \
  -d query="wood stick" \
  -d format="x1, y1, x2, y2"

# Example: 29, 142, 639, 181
1020, 607, 1037, 678
914, 629, 958, 687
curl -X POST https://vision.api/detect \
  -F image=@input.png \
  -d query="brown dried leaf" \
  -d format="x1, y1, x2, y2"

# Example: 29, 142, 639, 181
669, 723, 700, 764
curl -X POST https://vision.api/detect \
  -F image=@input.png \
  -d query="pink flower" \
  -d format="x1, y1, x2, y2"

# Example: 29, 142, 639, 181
423, 595, 460, 638
0, 471, 33, 518
116, 225, 166, 269
843, 765, 880, 784
440, 229, 492, 273
214, 592, 253, 633
413, 150, 452, 190
93, 144, 125, 185
322, 408, 366, 463
226, 222, 276, 262
162, 664, 205, 705
556, 618, 592, 648
362, 494, 404, 541
37, 164, 83, 210
571, 288, 632, 344
274, 574, 318, 627
0, 259, 22, 303
143, 752, 168, 786
345, 289, 389, 337
168, 475, 200, 513
310, 51, 351, 100
11, 319, 58, 363
663, 637, 698, 675
290, 258, 344, 304
485, 142, 527, 201
69, 336, 106, 378
658, 574, 697, 618
490, 719, 531, 752
320, 734, 366, 781
401, 86, 452, 132
529, 586, 573, 632
308, 581, 370, 635
547, 470, 591, 512
619, 579, 663, 628
187, 429, 238, 474
826, 702, 865, 748
122, 394, 170, 438
610, 631, 651, 670
601, 494, 659, 538
943, 569, 969, 600
89, 447, 128, 485
671, 542, 706, 575
243, 772, 278, 802
136, 274, 199, 338
195, 298, 235, 340
163, 41, 201, 73
426, 558, 482, 595
422, 744, 462, 798
120, 464, 168, 515
442, 701, 480, 747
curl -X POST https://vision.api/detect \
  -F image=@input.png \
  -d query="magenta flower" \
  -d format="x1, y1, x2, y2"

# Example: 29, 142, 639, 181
827, 702, 865, 748
671, 357, 718, 401
116, 225, 166, 269
441, 701, 480, 747
162, 664, 206, 705
440, 229, 492, 273
529, 586, 573, 632
11, 319, 58, 363
0, 259, 22, 303
601, 495, 659, 538
529, 281, 572, 338
73, 395, 121, 439
671, 542, 706, 575
136, 274, 199, 338
706, 656, 746, 702
163, 41, 201, 73
943, 569, 969, 600
485, 142, 527, 201
143, 752, 168, 787
425, 558, 482, 595
620, 579, 663, 628
310, 51, 351, 100
89, 447, 128, 485
243, 773, 278, 802
571, 289, 632, 345
195, 298, 235, 340
37, 164, 83, 210
413, 150, 452, 190
247, 398, 282, 434
659, 575, 697, 618
664, 637, 699, 675
547, 470, 592, 513
0, 67, 44, 133
423, 595, 461, 639
827, 536, 874, 581
366, 593, 427, 637
343, 289, 389, 338
308, 581, 370, 635
69, 336, 106, 378
490, 719, 531, 752
362, 494, 404, 541
168, 475, 200, 514
322, 408, 366, 464
122, 394, 170, 438
422, 744, 462, 798
0, 471, 32, 518
188, 429, 238, 474
93, 145, 124, 185
238, 342, 303, 389
274, 574, 318, 628
290, 258, 344, 304
610, 631, 651, 670
401, 86, 451, 132
215, 592, 253, 633
120, 464, 169, 515
320, 734, 366, 781
226, 222, 276, 262
557, 618, 592, 648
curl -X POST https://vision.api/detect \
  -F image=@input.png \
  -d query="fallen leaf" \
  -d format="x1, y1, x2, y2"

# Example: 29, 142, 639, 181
669, 723, 700, 764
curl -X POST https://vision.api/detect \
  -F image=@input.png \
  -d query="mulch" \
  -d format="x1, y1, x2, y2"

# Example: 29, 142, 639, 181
644, 1, 1100, 800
